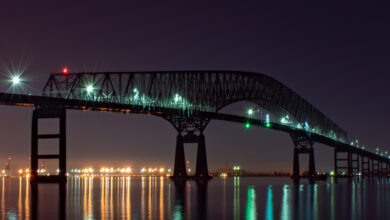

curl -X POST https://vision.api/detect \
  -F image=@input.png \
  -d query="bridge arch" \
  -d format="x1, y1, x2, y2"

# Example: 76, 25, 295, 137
42, 70, 347, 142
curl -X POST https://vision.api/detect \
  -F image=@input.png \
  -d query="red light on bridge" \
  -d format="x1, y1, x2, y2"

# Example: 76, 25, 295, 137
62, 67, 68, 74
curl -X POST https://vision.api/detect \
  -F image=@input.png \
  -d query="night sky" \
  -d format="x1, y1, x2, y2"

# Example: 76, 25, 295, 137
0, 1, 389, 172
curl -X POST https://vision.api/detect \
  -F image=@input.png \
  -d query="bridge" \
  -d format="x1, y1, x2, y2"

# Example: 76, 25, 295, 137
1, 70, 389, 182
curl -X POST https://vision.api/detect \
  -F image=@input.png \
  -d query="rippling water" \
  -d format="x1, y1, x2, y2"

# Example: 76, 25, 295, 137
1, 176, 390, 219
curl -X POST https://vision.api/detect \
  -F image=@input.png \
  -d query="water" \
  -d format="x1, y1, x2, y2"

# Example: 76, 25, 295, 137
1, 176, 390, 219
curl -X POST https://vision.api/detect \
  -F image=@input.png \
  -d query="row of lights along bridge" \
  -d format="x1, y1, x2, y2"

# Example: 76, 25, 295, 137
7, 68, 389, 160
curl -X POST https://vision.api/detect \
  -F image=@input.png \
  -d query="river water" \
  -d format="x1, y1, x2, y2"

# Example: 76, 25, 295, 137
1, 176, 390, 219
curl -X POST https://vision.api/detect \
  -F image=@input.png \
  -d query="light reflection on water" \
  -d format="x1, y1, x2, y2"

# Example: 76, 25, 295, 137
1, 176, 390, 219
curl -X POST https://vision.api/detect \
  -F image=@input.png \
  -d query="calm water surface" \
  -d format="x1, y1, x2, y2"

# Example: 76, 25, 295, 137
1, 176, 390, 219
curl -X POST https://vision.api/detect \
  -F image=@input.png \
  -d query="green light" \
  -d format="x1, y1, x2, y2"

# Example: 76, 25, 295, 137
245, 122, 251, 129
266, 123, 271, 128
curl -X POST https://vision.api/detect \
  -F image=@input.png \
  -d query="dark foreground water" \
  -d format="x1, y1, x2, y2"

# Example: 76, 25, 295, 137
1, 176, 390, 219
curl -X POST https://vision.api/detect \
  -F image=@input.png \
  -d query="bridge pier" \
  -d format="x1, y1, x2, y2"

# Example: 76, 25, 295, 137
380, 161, 387, 177
362, 156, 371, 176
173, 132, 210, 179
173, 134, 186, 178
372, 160, 379, 176
334, 150, 359, 177
31, 107, 66, 182
195, 133, 209, 178
291, 132, 315, 179
387, 163, 390, 177
292, 147, 315, 178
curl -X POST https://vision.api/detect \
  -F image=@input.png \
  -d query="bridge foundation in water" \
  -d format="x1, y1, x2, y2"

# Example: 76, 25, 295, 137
31, 107, 67, 183
173, 132, 210, 179
291, 132, 315, 179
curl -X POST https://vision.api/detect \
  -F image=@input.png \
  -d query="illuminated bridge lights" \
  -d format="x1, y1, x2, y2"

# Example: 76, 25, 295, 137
247, 109, 254, 116
86, 84, 94, 93
280, 115, 290, 124
265, 114, 270, 123
245, 121, 251, 129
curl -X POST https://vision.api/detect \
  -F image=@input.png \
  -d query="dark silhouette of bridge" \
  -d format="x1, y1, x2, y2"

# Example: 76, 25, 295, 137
0, 70, 389, 182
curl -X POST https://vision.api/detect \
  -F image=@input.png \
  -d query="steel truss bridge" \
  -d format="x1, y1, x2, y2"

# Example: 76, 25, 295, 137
0, 70, 389, 182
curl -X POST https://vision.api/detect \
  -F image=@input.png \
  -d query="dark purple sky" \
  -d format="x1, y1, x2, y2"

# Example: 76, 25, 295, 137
0, 1, 389, 172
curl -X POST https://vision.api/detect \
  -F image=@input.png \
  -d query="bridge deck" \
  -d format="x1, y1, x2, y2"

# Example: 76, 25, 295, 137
0, 92, 388, 164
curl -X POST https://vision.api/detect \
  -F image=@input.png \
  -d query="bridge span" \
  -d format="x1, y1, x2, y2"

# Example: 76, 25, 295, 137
0, 70, 388, 181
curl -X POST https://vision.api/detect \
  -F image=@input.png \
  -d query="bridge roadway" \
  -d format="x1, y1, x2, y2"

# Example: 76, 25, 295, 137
0, 91, 389, 181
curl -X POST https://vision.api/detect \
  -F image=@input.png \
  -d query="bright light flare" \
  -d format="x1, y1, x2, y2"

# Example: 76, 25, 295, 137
12, 76, 20, 84
247, 109, 254, 116
62, 67, 68, 74
86, 85, 94, 93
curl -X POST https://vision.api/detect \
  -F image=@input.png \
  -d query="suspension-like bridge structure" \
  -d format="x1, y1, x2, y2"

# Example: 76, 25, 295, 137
0, 70, 389, 182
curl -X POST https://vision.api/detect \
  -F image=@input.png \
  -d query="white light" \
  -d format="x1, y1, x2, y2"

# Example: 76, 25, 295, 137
86, 85, 93, 93
265, 114, 270, 123
12, 76, 20, 84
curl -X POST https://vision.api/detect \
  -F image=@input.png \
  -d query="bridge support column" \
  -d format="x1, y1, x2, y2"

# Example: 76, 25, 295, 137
31, 107, 66, 182
290, 132, 315, 179
387, 164, 390, 177
173, 134, 187, 178
292, 148, 300, 178
309, 147, 315, 177
362, 156, 371, 176
372, 160, 379, 177
380, 162, 387, 177
334, 150, 353, 177
351, 153, 360, 176
195, 133, 209, 178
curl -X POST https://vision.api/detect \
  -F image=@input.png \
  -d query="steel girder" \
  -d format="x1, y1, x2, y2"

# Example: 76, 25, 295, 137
41, 71, 347, 140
